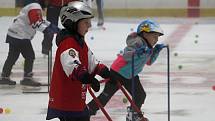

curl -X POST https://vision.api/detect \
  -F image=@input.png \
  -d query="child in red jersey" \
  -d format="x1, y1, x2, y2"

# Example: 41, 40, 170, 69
46, 1, 110, 121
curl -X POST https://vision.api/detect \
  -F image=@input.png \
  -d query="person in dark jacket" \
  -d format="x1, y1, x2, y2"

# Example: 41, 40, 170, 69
41, 0, 78, 55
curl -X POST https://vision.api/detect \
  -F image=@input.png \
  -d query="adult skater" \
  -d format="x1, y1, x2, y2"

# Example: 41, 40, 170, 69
41, 0, 78, 55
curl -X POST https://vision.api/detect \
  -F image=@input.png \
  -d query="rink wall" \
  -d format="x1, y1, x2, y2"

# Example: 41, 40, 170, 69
0, 0, 214, 17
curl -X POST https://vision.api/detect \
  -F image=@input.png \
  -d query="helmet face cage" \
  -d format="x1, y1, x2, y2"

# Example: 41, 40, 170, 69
137, 19, 164, 36
60, 1, 94, 26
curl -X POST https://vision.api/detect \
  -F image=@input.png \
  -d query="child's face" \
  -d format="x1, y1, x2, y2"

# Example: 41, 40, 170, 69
77, 18, 92, 36
143, 32, 160, 47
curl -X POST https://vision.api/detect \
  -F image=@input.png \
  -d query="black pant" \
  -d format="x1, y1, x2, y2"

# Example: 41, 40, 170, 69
96, 0, 104, 21
59, 116, 90, 121
42, 5, 61, 49
88, 69, 146, 112
1, 35, 35, 77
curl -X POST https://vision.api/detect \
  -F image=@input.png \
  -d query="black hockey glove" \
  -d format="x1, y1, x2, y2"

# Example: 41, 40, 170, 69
97, 64, 110, 79
78, 70, 92, 84
79, 72, 100, 92
76, 64, 100, 92
154, 44, 166, 52
91, 78, 100, 92
43, 24, 60, 35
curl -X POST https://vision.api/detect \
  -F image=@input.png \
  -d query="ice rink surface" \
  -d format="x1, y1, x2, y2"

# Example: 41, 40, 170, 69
0, 16, 215, 121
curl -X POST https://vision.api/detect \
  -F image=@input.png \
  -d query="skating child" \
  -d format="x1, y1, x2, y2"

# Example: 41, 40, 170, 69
88, 19, 165, 121
46, 1, 110, 121
0, 1, 59, 87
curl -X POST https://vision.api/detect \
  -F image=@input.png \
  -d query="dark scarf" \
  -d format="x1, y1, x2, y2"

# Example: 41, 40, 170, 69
56, 29, 85, 47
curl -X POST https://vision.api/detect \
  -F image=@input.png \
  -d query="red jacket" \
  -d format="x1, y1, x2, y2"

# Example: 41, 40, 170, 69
48, 0, 77, 7
48, 36, 95, 111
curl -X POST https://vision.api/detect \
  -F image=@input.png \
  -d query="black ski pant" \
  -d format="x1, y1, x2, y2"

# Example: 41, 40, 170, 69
96, 0, 104, 21
88, 69, 146, 112
1, 35, 35, 77
42, 4, 61, 53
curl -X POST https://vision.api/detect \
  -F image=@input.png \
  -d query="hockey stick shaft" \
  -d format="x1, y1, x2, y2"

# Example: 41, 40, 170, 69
117, 82, 147, 121
164, 45, 170, 121
87, 86, 113, 121
166, 45, 170, 121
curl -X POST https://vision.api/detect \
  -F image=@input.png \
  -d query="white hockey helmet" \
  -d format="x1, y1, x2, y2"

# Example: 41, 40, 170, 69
60, 1, 94, 27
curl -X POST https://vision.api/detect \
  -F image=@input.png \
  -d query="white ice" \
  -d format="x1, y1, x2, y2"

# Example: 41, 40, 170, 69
0, 16, 215, 121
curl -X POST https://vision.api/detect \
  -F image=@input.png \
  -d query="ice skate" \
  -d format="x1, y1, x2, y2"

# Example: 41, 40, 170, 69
126, 113, 149, 121
21, 72, 41, 86
20, 77, 41, 86
97, 19, 104, 27
126, 106, 148, 121
0, 77, 16, 88
0, 77, 16, 85
90, 19, 105, 31
134, 115, 149, 121
20, 77, 41, 90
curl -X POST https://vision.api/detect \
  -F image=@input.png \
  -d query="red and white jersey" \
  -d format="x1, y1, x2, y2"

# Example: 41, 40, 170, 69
7, 3, 50, 40
48, 36, 98, 111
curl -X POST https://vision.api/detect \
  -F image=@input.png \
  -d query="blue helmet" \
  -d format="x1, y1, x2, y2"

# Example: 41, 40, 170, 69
137, 19, 164, 36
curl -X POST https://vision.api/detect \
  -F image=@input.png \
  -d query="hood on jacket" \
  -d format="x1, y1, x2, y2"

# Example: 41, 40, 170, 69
55, 29, 85, 47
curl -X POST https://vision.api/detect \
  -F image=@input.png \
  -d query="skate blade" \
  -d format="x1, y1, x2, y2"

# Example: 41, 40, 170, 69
22, 85, 41, 91
0, 84, 16, 89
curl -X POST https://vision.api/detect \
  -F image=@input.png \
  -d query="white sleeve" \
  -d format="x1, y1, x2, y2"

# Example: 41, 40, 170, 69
60, 48, 80, 77
88, 49, 99, 74
32, 20, 50, 32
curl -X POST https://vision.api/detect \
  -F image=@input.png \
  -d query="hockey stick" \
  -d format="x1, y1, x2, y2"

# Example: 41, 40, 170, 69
91, 77, 146, 121
22, 49, 52, 94
131, 53, 136, 120
117, 81, 147, 121
22, 91, 48, 94
87, 85, 113, 121
164, 45, 170, 121
47, 48, 52, 92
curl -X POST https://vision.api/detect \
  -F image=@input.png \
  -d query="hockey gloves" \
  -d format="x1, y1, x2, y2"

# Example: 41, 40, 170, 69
154, 44, 166, 52
91, 78, 100, 92
78, 70, 92, 84
77, 66, 100, 92
97, 64, 110, 79
43, 24, 60, 35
